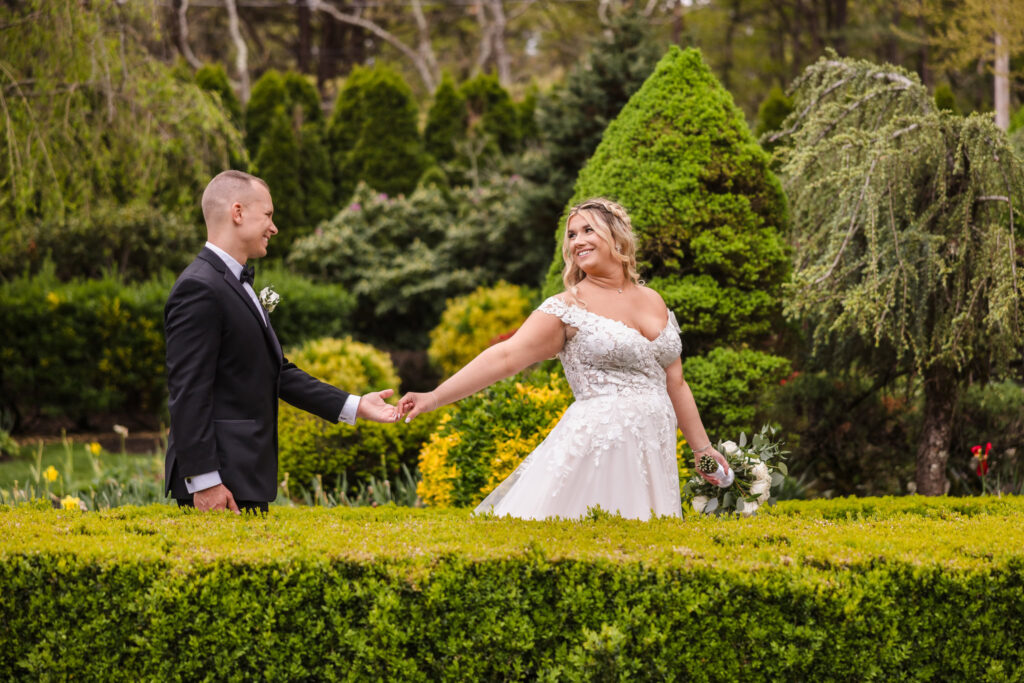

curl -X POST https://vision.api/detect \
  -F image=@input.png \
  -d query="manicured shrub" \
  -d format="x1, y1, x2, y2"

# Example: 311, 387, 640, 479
327, 64, 426, 202
244, 69, 288, 156
427, 282, 536, 379
288, 178, 543, 348
0, 265, 355, 431
682, 347, 791, 439
0, 267, 169, 430
277, 337, 437, 491
459, 72, 521, 155
424, 72, 466, 164
542, 46, 790, 440
3, 502, 1024, 680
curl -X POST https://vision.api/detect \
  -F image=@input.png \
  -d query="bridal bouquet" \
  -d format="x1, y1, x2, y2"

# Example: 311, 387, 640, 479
682, 424, 788, 516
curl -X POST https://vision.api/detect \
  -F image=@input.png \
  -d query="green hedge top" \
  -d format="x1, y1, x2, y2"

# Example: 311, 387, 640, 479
4, 497, 1023, 572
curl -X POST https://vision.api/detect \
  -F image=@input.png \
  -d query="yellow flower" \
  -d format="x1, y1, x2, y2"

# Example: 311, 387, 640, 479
46, 291, 60, 307
44, 465, 59, 483
88, 442, 102, 456
60, 495, 82, 510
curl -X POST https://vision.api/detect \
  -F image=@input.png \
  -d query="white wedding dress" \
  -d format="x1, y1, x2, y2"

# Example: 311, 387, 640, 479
474, 296, 683, 520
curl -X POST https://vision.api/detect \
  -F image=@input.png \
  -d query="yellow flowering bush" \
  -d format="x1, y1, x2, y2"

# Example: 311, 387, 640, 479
278, 337, 439, 493
60, 495, 82, 510
417, 371, 572, 507
43, 466, 59, 483
428, 282, 536, 379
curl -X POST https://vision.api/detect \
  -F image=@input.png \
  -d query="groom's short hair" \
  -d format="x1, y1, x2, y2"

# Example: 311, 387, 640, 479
201, 170, 270, 226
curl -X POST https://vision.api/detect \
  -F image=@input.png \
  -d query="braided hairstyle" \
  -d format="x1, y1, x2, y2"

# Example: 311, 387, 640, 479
561, 197, 642, 304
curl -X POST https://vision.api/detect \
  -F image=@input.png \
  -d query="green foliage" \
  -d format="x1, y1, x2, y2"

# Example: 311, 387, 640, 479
933, 83, 960, 114
0, 0, 242, 280
682, 347, 791, 438
253, 107, 306, 252
424, 72, 467, 164
755, 85, 794, 154
428, 282, 536, 378
3, 502, 1024, 679
766, 369, 918, 497
0, 264, 354, 429
775, 53, 1024, 376
288, 179, 547, 348
2, 200, 204, 282
328, 65, 426, 203
297, 123, 336, 230
195, 63, 242, 126
950, 380, 1024, 495
277, 338, 437, 491
0, 266, 169, 429
459, 73, 521, 155
282, 72, 324, 126
244, 70, 287, 156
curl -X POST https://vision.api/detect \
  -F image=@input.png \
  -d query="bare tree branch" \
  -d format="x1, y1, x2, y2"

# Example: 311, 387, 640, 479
487, 0, 511, 85
224, 0, 250, 103
176, 0, 203, 70
310, 0, 437, 92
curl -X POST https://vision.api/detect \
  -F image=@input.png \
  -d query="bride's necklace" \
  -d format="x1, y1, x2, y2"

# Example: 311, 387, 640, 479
587, 278, 627, 294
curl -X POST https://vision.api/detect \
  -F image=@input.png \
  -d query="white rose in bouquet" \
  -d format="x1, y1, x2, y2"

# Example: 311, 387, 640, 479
741, 500, 759, 516
692, 495, 710, 514
751, 462, 769, 481
720, 440, 740, 456
749, 478, 771, 503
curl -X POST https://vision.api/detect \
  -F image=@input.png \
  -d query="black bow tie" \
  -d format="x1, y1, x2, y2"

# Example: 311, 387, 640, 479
240, 264, 255, 287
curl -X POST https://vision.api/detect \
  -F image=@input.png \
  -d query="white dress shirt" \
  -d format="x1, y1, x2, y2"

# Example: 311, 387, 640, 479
185, 243, 361, 495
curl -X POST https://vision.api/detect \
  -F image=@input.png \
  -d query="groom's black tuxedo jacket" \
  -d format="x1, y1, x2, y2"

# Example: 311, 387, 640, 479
164, 247, 349, 502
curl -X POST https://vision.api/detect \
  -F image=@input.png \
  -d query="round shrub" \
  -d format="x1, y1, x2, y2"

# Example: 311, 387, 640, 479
428, 282, 536, 379
277, 337, 438, 491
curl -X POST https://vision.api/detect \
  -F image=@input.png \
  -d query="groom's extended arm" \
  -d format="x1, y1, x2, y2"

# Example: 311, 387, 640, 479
165, 278, 221, 479
278, 363, 398, 423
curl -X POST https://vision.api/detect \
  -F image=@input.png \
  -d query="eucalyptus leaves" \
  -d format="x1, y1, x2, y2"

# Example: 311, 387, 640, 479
683, 425, 788, 516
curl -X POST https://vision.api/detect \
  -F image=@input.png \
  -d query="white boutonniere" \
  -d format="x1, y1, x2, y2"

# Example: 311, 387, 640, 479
259, 286, 281, 313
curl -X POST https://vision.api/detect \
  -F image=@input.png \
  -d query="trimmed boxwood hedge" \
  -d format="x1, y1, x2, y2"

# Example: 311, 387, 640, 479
2, 497, 1023, 680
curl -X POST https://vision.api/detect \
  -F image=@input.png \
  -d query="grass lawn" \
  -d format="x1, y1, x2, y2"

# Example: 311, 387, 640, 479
0, 439, 163, 496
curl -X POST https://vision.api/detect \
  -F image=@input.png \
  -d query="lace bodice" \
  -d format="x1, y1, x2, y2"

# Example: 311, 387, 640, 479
538, 295, 681, 401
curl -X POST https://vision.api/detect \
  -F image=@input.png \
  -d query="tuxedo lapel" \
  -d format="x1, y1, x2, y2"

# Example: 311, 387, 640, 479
198, 248, 283, 364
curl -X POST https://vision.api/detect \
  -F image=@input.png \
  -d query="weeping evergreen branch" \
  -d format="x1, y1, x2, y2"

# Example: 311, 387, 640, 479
776, 52, 1024, 378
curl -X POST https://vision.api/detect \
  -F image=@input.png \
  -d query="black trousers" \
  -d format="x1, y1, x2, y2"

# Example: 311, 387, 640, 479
176, 498, 269, 514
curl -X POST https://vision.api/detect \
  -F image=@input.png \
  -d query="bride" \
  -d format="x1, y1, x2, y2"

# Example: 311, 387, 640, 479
398, 198, 729, 520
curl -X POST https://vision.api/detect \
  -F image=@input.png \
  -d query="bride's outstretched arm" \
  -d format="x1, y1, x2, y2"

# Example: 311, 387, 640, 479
664, 358, 731, 482
398, 310, 566, 421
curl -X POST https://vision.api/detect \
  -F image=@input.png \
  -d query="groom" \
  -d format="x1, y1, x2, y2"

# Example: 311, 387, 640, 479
164, 170, 398, 513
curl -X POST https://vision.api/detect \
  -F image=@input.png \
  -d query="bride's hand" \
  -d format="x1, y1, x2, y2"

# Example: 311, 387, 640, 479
398, 391, 438, 423
696, 448, 730, 484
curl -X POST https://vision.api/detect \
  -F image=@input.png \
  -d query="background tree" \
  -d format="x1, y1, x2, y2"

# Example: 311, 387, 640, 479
424, 72, 467, 165
0, 0, 241, 281
773, 54, 1024, 495
252, 106, 306, 257
195, 63, 243, 127
544, 46, 792, 438
327, 65, 426, 203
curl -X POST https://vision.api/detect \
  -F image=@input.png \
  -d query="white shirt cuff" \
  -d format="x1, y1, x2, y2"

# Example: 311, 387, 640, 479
185, 470, 222, 494
338, 394, 361, 425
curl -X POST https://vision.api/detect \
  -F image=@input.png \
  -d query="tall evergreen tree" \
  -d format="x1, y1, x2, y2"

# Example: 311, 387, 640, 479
327, 65, 425, 202
298, 122, 335, 228
424, 72, 467, 164
459, 73, 520, 155
283, 71, 324, 125
245, 70, 288, 157
253, 106, 305, 256
774, 54, 1024, 495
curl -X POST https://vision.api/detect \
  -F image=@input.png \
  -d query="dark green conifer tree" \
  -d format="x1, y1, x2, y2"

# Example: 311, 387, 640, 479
245, 69, 287, 157
459, 73, 520, 155
298, 122, 335, 228
253, 106, 305, 256
327, 64, 425, 203
424, 72, 467, 164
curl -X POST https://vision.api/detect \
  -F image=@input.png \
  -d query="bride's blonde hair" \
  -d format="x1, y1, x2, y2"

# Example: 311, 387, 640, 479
561, 197, 642, 302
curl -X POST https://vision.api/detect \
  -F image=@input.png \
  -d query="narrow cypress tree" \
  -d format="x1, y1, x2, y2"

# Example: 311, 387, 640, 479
245, 69, 287, 157
459, 73, 520, 155
283, 71, 324, 125
424, 72, 467, 164
298, 121, 335, 228
327, 64, 425, 202
253, 105, 305, 256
